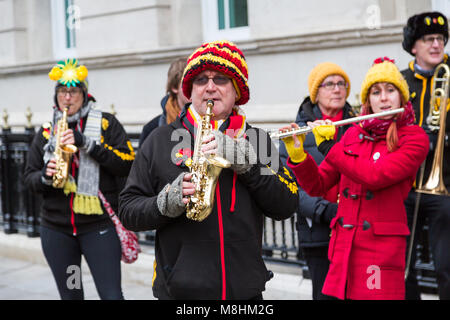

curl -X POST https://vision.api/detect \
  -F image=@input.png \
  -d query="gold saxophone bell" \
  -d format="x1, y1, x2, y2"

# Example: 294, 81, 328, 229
52, 107, 78, 189
415, 63, 449, 196
186, 100, 231, 222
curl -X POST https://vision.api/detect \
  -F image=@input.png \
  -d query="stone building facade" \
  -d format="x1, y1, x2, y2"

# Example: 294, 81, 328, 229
0, 0, 448, 132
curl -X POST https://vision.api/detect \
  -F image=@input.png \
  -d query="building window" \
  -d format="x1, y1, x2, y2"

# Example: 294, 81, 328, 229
202, 0, 250, 42
51, 0, 79, 59
218, 0, 248, 29
64, 0, 77, 49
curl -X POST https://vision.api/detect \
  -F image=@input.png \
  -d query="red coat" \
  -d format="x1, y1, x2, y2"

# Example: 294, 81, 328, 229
289, 124, 429, 300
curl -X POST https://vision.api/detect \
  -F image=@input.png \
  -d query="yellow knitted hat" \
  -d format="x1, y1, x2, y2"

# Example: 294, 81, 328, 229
360, 57, 409, 104
307, 62, 351, 103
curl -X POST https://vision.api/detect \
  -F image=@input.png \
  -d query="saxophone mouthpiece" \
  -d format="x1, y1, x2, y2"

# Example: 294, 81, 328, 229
205, 100, 215, 117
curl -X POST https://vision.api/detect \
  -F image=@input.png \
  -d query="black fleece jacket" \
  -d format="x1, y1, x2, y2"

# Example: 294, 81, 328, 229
24, 111, 135, 235
118, 116, 298, 300
401, 58, 450, 188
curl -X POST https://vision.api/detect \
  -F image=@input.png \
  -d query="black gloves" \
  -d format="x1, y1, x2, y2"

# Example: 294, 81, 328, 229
73, 130, 95, 153
314, 201, 338, 225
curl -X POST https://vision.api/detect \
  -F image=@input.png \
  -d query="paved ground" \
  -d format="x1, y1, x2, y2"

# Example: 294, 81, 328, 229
0, 232, 438, 300
0, 232, 310, 300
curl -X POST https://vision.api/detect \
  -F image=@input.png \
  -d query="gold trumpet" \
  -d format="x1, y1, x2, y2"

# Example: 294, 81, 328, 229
270, 108, 405, 140
415, 63, 449, 196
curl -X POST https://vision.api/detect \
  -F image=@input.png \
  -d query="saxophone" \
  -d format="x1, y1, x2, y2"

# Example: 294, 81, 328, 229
52, 107, 78, 188
186, 100, 231, 222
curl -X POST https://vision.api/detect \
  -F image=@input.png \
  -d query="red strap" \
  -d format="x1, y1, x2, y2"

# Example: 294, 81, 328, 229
230, 172, 237, 212
215, 183, 226, 300
70, 157, 77, 235
70, 193, 76, 236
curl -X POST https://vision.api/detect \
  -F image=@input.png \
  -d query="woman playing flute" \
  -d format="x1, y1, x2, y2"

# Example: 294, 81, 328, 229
280, 57, 429, 300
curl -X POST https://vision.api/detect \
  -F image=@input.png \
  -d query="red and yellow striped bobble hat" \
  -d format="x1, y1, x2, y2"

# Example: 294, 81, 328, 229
182, 40, 249, 105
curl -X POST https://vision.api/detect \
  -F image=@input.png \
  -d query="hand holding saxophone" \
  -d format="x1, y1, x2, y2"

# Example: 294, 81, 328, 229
157, 172, 195, 218
44, 158, 57, 178
181, 173, 195, 204
201, 131, 257, 175
43, 129, 75, 184
200, 133, 218, 156
44, 129, 78, 179
58, 129, 76, 145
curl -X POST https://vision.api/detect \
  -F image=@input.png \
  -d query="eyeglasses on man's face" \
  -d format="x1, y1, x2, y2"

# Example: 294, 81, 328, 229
421, 35, 445, 45
193, 75, 231, 86
319, 81, 348, 90
57, 87, 82, 97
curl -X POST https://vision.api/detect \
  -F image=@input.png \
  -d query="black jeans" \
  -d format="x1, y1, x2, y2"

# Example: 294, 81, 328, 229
302, 246, 336, 300
40, 225, 123, 300
405, 191, 450, 300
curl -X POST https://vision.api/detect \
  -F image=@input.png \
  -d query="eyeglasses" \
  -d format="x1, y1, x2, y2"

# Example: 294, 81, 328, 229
57, 88, 82, 97
192, 75, 231, 86
319, 81, 348, 90
421, 35, 445, 45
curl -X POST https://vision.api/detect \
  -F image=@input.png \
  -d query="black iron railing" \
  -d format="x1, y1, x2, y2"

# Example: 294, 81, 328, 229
0, 126, 41, 237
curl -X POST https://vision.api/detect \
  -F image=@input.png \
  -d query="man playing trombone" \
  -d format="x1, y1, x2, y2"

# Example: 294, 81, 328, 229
280, 57, 429, 299
401, 11, 450, 300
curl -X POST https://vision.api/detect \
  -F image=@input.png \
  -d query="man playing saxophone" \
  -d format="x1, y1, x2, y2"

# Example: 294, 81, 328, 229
119, 40, 298, 300
23, 60, 135, 300
401, 11, 450, 300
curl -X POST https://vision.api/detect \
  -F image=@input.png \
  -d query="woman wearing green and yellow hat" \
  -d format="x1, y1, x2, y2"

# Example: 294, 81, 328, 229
24, 59, 136, 300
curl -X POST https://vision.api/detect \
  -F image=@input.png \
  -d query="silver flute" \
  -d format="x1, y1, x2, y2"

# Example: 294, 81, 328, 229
270, 107, 405, 139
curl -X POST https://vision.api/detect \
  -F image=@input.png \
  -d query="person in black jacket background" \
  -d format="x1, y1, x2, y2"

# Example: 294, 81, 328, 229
401, 11, 450, 300
119, 41, 298, 300
139, 57, 189, 147
279, 62, 354, 300
23, 59, 135, 300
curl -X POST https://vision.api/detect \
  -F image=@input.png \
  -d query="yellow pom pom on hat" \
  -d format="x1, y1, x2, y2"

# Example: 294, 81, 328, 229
360, 57, 409, 105
48, 59, 88, 88
307, 62, 351, 103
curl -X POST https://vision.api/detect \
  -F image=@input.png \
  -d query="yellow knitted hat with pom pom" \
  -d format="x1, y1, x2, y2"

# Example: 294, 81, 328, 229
360, 57, 409, 104
307, 62, 351, 103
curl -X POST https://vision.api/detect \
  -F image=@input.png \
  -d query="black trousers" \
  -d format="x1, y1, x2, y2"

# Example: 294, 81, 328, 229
302, 246, 336, 300
405, 191, 450, 300
40, 225, 123, 300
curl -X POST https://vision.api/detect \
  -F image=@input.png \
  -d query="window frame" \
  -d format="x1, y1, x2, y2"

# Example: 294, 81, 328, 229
50, 0, 78, 60
201, 0, 250, 42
